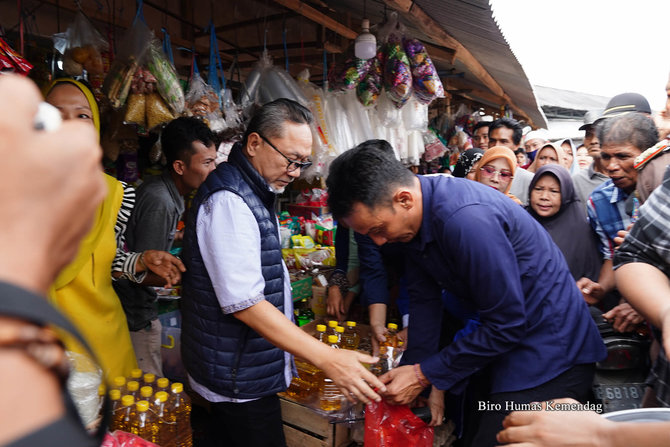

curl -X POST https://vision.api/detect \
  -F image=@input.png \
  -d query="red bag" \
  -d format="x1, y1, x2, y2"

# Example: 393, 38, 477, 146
364, 401, 433, 447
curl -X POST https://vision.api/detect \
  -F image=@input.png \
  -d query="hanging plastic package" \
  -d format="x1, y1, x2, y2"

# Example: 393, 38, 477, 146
0, 38, 33, 75
396, 122, 411, 164
422, 128, 448, 162
407, 130, 424, 165
377, 89, 402, 128
324, 90, 355, 155
146, 40, 185, 115
356, 56, 382, 107
52, 11, 107, 77
378, 13, 412, 108
403, 37, 444, 104
328, 57, 370, 92
103, 3, 153, 109
402, 95, 429, 131
185, 58, 225, 132
341, 89, 373, 146
145, 92, 175, 131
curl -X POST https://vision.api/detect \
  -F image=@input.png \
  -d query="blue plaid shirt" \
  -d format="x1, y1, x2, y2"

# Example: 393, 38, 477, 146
587, 179, 631, 260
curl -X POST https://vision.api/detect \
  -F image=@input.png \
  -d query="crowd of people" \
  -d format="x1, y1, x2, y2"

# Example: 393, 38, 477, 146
2, 65, 670, 447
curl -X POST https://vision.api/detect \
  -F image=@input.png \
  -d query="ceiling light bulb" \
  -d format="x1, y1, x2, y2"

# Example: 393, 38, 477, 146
355, 19, 377, 60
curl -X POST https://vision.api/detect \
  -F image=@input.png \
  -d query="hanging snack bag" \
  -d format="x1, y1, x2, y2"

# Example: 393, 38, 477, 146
403, 37, 444, 105
146, 41, 185, 115
103, 18, 153, 109
52, 11, 107, 77
0, 38, 33, 75
146, 92, 175, 131
328, 57, 370, 92
382, 39, 412, 108
356, 56, 382, 107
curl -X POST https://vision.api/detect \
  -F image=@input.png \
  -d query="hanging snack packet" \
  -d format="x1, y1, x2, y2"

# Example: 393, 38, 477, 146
382, 39, 412, 108
328, 57, 370, 92
146, 41, 185, 115
356, 56, 382, 107
0, 38, 33, 75
403, 38, 444, 104
146, 92, 175, 131
52, 11, 107, 77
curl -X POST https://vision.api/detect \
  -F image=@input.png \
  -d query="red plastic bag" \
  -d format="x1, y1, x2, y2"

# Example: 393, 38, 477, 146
364, 401, 433, 446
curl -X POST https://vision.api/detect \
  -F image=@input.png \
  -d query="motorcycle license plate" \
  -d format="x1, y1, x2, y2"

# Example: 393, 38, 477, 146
593, 383, 645, 412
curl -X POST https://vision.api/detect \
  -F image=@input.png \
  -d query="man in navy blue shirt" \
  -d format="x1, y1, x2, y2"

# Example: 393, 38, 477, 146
327, 140, 606, 446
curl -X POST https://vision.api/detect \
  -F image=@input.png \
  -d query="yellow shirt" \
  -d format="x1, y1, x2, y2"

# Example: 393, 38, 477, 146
49, 174, 137, 382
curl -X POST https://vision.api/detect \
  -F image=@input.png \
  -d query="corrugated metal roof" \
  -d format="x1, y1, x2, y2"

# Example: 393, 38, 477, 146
415, 0, 547, 127
534, 85, 609, 111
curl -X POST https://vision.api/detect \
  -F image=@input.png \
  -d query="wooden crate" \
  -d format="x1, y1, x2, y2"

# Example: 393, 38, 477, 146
280, 396, 351, 447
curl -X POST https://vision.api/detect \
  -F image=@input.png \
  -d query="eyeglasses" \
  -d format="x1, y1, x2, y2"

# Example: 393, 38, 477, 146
480, 165, 513, 180
257, 133, 312, 173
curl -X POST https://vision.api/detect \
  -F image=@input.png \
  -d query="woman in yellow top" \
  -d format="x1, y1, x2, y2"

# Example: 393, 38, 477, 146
45, 79, 185, 382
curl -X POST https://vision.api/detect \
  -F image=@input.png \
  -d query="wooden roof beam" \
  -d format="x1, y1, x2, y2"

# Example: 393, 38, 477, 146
271, 0, 358, 40
447, 77, 532, 124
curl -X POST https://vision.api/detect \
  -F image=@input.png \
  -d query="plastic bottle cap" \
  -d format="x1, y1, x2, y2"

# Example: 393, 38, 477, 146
130, 368, 143, 379
113, 376, 126, 387
157, 378, 169, 389
316, 324, 326, 332
121, 395, 135, 406
335, 326, 344, 333
387, 323, 398, 330
155, 391, 168, 402
301, 298, 308, 303
140, 386, 153, 398
98, 384, 106, 396
327, 335, 339, 344
136, 401, 150, 412
109, 389, 121, 400
126, 381, 139, 392
171, 382, 184, 393
346, 321, 356, 327
143, 373, 156, 383
328, 320, 338, 328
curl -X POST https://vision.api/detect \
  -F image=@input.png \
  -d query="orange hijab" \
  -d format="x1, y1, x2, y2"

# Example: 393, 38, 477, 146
473, 146, 522, 204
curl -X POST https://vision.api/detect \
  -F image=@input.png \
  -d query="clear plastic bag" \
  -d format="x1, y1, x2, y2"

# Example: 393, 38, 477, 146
402, 96, 429, 131
103, 18, 153, 109
378, 13, 412, 108
52, 11, 107, 76
377, 90, 402, 128
341, 89, 373, 146
324, 90, 355, 155
403, 37, 444, 105
66, 351, 103, 428
146, 41, 185, 115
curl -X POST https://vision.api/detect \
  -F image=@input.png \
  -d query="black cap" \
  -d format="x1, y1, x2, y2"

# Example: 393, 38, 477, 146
600, 93, 651, 119
579, 110, 603, 131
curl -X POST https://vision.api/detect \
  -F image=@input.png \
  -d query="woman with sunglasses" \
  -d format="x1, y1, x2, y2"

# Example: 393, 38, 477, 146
473, 146, 523, 204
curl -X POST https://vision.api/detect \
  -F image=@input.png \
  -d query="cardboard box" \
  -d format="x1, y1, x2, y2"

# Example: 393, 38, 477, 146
311, 285, 327, 318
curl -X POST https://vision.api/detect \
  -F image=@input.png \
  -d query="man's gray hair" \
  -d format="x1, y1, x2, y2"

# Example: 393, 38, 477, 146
243, 98, 313, 145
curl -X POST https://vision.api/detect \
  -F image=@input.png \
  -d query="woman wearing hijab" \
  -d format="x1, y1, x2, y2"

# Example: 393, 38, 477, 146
527, 164, 601, 282
473, 146, 522, 204
45, 79, 184, 382
557, 138, 580, 174
527, 142, 568, 173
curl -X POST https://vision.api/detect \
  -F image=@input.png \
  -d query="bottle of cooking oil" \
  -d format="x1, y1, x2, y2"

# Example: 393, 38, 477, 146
342, 321, 360, 350
140, 385, 154, 402
170, 382, 193, 447
327, 320, 339, 336
153, 391, 177, 447
380, 323, 398, 353
156, 377, 171, 394
111, 376, 127, 395
129, 400, 159, 443
285, 376, 312, 401
142, 373, 156, 388
107, 389, 122, 431
126, 380, 140, 400
334, 325, 345, 344
113, 395, 135, 432
314, 324, 328, 342
129, 368, 143, 382
319, 335, 343, 411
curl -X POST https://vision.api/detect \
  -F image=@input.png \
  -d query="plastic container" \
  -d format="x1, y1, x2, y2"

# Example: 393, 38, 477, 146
126, 380, 140, 400
342, 321, 360, 350
314, 324, 328, 343
153, 391, 177, 447
319, 335, 343, 411
129, 400, 159, 443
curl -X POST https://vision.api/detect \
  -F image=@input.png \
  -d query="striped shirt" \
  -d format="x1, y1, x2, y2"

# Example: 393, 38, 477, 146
110, 181, 146, 283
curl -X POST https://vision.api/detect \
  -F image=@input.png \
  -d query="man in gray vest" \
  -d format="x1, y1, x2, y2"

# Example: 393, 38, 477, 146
181, 99, 384, 447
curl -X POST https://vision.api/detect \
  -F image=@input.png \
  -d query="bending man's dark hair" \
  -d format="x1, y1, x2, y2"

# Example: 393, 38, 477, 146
597, 112, 659, 151
243, 98, 313, 146
326, 139, 414, 220
161, 117, 215, 168
489, 117, 523, 145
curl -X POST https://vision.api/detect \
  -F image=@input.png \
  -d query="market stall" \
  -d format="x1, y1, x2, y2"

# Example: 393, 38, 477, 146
0, 1, 546, 445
